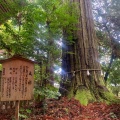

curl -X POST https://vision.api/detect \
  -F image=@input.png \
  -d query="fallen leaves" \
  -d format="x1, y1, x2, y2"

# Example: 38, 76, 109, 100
29, 97, 120, 120
0, 97, 120, 120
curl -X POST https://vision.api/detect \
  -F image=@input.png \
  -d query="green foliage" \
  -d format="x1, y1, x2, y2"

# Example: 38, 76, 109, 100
75, 88, 95, 106
99, 91, 120, 104
0, 0, 27, 24
34, 63, 61, 101
100, 55, 120, 96
19, 108, 32, 119
0, 0, 79, 57
97, 31, 120, 97
19, 113, 28, 119
34, 85, 61, 100
104, 59, 120, 96
0, 64, 2, 71
109, 112, 117, 119
0, 0, 78, 102
96, 30, 111, 60
108, 59, 120, 85
110, 86, 120, 96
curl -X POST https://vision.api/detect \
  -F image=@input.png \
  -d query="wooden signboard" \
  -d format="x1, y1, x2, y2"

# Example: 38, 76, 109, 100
0, 55, 34, 101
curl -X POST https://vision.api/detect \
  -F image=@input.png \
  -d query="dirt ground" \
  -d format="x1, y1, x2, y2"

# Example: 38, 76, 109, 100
0, 97, 120, 120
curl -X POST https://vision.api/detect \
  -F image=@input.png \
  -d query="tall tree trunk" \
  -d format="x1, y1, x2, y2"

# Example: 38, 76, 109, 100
46, 23, 54, 85
60, 0, 117, 105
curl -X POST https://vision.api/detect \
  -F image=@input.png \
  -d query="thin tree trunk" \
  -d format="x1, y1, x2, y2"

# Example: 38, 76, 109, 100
104, 53, 115, 82
46, 23, 54, 85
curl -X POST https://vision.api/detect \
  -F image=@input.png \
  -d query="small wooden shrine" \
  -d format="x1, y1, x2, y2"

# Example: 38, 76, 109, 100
0, 55, 35, 101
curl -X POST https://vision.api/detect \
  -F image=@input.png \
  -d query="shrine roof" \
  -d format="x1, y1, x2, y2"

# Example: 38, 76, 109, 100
0, 55, 36, 64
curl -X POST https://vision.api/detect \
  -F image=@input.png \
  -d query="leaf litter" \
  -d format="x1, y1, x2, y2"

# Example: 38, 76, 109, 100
0, 97, 120, 120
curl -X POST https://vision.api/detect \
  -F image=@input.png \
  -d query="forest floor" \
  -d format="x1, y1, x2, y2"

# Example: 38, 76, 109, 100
0, 97, 120, 120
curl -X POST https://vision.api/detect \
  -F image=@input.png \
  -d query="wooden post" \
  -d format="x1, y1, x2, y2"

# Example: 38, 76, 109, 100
15, 101, 20, 120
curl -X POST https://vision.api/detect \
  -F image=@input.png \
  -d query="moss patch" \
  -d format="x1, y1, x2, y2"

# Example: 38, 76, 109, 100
99, 77, 106, 86
67, 88, 74, 99
99, 91, 120, 104
75, 88, 95, 106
